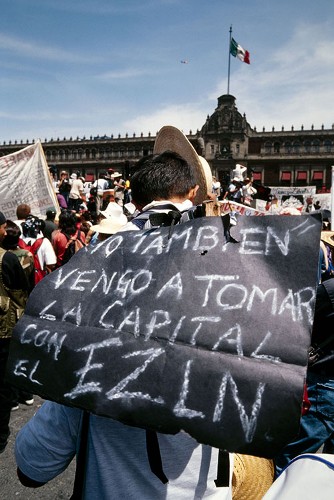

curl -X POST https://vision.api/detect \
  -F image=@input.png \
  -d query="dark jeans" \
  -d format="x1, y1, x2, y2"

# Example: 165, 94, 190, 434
275, 371, 334, 476
0, 339, 19, 448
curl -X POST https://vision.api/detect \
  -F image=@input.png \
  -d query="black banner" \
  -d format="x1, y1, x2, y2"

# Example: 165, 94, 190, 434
7, 214, 321, 457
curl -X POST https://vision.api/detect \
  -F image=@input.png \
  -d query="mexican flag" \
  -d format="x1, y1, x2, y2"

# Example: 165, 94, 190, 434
230, 37, 250, 64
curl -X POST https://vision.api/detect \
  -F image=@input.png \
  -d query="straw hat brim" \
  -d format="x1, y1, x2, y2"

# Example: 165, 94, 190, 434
91, 215, 127, 235
232, 454, 274, 500
321, 231, 334, 248
153, 125, 212, 205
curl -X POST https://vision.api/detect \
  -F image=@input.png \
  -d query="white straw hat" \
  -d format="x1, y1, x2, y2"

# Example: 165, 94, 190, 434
91, 215, 127, 235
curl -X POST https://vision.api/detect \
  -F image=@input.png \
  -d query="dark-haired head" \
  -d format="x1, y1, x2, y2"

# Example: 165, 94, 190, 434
58, 210, 77, 236
2, 220, 21, 250
21, 215, 45, 239
131, 151, 198, 209
16, 204, 31, 220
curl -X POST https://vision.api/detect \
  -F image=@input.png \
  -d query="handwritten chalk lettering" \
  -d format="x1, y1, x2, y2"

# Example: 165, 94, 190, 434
196, 278, 315, 323
193, 226, 220, 252
132, 226, 193, 254
131, 233, 150, 253
62, 303, 82, 326
91, 270, 118, 294
190, 317, 221, 346
39, 300, 57, 321
20, 323, 67, 361
141, 233, 166, 255
169, 315, 187, 344
145, 310, 171, 341
217, 284, 248, 310
71, 270, 96, 291
278, 287, 315, 323
116, 306, 141, 337
239, 227, 290, 255
106, 348, 165, 404
157, 272, 183, 300
246, 287, 278, 315
115, 269, 152, 299
213, 371, 266, 442
13, 360, 42, 385
293, 287, 315, 324
104, 235, 123, 257
195, 274, 240, 307
165, 226, 193, 251
251, 331, 282, 363
99, 300, 123, 328
212, 324, 243, 355
174, 360, 205, 419
291, 219, 317, 236
131, 225, 220, 255
90, 235, 123, 257
54, 267, 80, 289
65, 337, 123, 399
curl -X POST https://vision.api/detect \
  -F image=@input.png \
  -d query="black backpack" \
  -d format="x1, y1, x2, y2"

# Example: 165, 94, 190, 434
62, 231, 86, 266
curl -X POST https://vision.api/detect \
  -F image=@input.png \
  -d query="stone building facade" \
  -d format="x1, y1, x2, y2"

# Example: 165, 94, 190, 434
0, 94, 333, 193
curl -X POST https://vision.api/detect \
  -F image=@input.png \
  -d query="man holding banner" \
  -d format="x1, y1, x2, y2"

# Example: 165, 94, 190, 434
9, 127, 321, 498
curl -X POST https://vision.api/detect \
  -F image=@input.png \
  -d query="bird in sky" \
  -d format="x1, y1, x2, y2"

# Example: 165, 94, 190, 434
180, 60, 188, 64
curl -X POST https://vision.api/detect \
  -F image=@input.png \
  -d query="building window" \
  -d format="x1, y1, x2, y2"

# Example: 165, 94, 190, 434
324, 140, 332, 152
273, 142, 280, 153
296, 171, 307, 181
293, 142, 301, 154
312, 171, 323, 181
264, 142, 272, 154
281, 171, 292, 181
312, 140, 320, 153
304, 141, 311, 153
284, 142, 292, 153
296, 171, 307, 186
252, 172, 262, 182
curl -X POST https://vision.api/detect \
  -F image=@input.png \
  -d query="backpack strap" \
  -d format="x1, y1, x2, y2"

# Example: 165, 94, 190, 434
0, 248, 6, 288
214, 450, 230, 487
30, 238, 44, 255
131, 204, 203, 230
145, 430, 168, 484
323, 278, 334, 309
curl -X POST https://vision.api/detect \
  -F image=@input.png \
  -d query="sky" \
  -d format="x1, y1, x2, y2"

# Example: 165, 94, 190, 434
2, 0, 334, 143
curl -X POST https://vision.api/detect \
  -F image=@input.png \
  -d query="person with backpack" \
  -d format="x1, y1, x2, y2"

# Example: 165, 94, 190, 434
13, 128, 243, 498
1, 220, 35, 410
1, 221, 35, 293
0, 211, 29, 453
19, 215, 56, 285
51, 210, 86, 267
274, 277, 334, 475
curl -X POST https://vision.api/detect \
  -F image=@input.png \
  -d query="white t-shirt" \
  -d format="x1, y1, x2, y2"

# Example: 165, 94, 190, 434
21, 236, 56, 269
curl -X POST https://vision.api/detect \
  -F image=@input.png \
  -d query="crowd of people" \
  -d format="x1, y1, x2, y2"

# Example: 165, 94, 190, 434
0, 126, 334, 498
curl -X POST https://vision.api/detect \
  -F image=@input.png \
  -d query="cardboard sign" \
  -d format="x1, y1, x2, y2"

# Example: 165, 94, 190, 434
7, 214, 321, 457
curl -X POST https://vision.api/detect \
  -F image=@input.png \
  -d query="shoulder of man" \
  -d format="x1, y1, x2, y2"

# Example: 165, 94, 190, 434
1, 249, 29, 290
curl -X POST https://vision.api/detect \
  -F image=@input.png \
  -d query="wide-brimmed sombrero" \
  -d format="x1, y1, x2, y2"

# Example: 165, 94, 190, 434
321, 231, 334, 248
232, 454, 274, 499
153, 125, 212, 205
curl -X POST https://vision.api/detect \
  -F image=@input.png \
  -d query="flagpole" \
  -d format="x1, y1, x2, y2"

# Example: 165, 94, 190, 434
227, 25, 232, 95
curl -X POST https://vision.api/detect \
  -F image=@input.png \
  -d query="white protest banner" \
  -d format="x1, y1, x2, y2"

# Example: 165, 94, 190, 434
0, 141, 59, 220
219, 200, 266, 216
